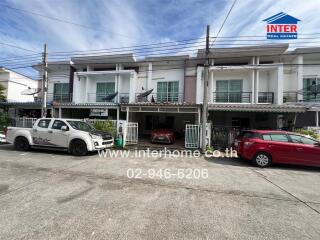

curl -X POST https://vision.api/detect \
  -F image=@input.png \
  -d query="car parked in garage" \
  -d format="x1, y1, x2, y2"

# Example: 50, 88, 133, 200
5, 118, 114, 156
150, 128, 175, 144
234, 130, 320, 167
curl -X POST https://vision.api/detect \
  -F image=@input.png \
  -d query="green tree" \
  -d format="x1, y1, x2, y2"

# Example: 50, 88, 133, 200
0, 84, 6, 102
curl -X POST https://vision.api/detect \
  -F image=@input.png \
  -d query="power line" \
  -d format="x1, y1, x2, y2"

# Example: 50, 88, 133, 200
0, 41, 39, 53
210, 0, 238, 47
1, 3, 142, 41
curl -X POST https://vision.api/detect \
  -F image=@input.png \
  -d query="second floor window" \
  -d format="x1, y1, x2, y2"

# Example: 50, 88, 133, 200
96, 82, 115, 102
53, 83, 69, 102
303, 78, 320, 102
216, 80, 243, 103
157, 81, 179, 102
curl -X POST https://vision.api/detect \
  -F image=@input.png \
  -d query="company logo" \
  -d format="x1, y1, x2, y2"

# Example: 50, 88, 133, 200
263, 12, 300, 39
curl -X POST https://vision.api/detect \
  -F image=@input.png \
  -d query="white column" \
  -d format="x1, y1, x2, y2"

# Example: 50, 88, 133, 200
250, 57, 255, 104
316, 111, 319, 127
58, 108, 62, 118
126, 107, 129, 122
254, 57, 260, 104
208, 71, 213, 103
296, 55, 303, 101
85, 76, 89, 102
147, 62, 152, 90
117, 107, 120, 122
276, 64, 284, 105
196, 66, 203, 104
129, 72, 137, 103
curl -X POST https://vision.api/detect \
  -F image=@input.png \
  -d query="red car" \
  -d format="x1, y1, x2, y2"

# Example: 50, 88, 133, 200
150, 129, 175, 144
234, 130, 320, 167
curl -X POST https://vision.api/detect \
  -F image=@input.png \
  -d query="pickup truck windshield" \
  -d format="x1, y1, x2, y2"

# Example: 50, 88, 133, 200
67, 121, 93, 132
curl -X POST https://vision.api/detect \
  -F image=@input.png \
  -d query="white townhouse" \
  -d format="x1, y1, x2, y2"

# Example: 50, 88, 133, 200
3, 43, 320, 148
196, 44, 319, 130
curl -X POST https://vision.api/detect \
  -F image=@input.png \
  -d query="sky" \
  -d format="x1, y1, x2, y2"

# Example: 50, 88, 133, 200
1, 0, 320, 77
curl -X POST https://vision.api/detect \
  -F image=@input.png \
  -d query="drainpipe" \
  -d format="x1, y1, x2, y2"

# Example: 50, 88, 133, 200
316, 111, 319, 127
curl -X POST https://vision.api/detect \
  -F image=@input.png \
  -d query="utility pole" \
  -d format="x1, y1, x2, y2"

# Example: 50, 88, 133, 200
41, 44, 48, 117
201, 25, 210, 153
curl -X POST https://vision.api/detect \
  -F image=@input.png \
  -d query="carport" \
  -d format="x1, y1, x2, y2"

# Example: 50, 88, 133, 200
121, 103, 201, 149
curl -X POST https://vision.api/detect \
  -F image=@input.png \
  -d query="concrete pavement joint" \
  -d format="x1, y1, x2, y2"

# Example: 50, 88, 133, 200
250, 168, 320, 215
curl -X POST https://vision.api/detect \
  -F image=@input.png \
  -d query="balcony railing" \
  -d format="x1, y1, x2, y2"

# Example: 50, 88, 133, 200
47, 93, 71, 103
258, 92, 274, 104
212, 92, 274, 104
87, 93, 129, 103
135, 92, 183, 103
212, 92, 252, 103
283, 91, 298, 103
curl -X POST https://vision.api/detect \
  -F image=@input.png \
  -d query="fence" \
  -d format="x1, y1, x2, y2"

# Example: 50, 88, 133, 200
10, 118, 37, 128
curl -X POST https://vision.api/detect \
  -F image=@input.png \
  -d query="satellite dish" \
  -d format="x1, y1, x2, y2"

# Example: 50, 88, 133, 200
21, 87, 41, 96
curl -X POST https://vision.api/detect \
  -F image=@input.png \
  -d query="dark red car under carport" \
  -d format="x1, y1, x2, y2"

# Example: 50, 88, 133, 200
150, 129, 175, 144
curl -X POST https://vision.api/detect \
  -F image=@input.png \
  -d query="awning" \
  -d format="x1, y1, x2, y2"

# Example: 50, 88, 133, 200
52, 102, 118, 109
121, 102, 200, 113
208, 104, 307, 113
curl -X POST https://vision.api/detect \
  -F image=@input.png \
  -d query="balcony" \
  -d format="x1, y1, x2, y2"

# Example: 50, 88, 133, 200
135, 92, 183, 103
283, 91, 298, 103
212, 92, 274, 104
212, 92, 252, 103
87, 93, 129, 104
47, 93, 71, 103
258, 92, 274, 104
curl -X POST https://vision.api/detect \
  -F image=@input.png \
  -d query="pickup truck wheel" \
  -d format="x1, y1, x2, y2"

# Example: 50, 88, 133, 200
252, 152, 272, 168
70, 140, 88, 156
14, 136, 30, 151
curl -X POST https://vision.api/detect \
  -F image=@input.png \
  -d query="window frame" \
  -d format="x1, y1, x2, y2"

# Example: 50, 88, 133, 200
51, 120, 68, 130
37, 119, 51, 129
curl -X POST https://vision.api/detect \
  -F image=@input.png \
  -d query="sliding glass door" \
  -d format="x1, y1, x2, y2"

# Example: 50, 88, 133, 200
96, 82, 115, 102
216, 80, 243, 103
157, 81, 179, 102
303, 78, 320, 102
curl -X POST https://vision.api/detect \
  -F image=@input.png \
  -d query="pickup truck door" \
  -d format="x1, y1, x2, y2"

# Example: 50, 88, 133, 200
32, 119, 53, 146
47, 120, 69, 148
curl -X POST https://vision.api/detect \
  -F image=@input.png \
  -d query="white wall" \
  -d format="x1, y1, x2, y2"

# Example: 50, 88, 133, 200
0, 71, 38, 102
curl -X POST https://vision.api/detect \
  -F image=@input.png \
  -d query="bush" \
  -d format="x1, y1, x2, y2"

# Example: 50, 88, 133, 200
92, 120, 116, 137
294, 128, 319, 139
0, 113, 10, 131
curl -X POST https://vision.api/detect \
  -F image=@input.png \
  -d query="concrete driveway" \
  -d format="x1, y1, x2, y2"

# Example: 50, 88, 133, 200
0, 144, 319, 239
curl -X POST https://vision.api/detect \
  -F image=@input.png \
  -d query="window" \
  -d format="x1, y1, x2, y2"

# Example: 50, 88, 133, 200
263, 134, 289, 142
289, 134, 319, 145
52, 120, 68, 130
37, 119, 51, 128
216, 80, 243, 103
303, 77, 320, 101
157, 81, 179, 102
96, 82, 115, 102
53, 83, 69, 102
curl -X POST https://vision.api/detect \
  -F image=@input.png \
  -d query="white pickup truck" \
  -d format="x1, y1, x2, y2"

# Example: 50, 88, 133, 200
5, 118, 114, 156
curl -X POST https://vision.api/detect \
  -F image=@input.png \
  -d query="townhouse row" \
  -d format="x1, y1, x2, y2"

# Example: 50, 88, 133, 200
1, 44, 320, 144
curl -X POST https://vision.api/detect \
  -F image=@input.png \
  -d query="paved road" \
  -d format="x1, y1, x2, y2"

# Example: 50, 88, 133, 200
0, 144, 319, 239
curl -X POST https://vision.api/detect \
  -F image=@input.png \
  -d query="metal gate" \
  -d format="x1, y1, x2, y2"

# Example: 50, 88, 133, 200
185, 123, 211, 149
124, 122, 138, 146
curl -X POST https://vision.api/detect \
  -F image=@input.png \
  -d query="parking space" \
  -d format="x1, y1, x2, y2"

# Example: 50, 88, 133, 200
0, 144, 320, 239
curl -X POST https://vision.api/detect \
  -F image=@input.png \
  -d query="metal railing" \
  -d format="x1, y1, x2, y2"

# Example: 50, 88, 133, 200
10, 118, 37, 128
135, 92, 183, 103
283, 91, 298, 103
212, 92, 252, 103
258, 92, 274, 104
87, 93, 129, 103
47, 93, 71, 103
